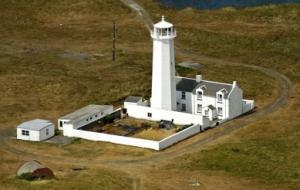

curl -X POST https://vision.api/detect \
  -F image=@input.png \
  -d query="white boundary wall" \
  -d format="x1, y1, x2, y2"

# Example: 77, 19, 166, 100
242, 99, 255, 113
159, 124, 200, 150
125, 104, 209, 128
63, 123, 202, 151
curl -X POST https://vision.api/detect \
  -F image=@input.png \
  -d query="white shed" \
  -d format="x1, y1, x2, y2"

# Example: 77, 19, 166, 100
17, 119, 55, 141
58, 105, 113, 130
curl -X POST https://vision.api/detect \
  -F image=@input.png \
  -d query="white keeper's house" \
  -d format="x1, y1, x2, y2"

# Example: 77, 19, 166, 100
124, 16, 254, 128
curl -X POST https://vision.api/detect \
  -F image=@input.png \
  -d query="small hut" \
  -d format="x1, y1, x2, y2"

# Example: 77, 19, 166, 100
17, 160, 55, 180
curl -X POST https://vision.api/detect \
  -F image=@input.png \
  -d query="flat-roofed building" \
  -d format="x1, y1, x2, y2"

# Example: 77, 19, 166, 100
58, 105, 113, 130
17, 119, 55, 141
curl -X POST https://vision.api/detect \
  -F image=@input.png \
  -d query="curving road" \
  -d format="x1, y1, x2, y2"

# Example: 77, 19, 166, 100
116, 0, 292, 163
0, 0, 292, 170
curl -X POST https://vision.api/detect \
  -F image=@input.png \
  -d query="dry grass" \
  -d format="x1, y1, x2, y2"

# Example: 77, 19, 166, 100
0, 0, 299, 189
133, 128, 176, 140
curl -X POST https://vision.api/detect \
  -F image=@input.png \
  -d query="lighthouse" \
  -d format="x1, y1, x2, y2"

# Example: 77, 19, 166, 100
150, 16, 177, 111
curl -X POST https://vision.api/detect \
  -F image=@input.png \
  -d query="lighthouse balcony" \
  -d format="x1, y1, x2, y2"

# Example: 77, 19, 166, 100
151, 30, 176, 39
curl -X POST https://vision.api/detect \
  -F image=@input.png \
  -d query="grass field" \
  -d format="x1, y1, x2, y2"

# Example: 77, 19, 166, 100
0, 0, 299, 189
135, 0, 300, 188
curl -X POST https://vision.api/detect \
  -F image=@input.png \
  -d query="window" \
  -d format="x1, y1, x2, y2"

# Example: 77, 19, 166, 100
217, 94, 223, 103
218, 107, 223, 116
197, 104, 202, 113
22, 130, 29, 136
59, 121, 63, 127
182, 104, 186, 112
148, 112, 152, 118
181, 92, 186, 100
46, 128, 49, 135
95, 114, 98, 118
197, 91, 203, 100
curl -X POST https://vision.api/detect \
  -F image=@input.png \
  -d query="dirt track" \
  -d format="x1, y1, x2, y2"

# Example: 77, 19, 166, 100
0, 1, 293, 189
0, 0, 292, 164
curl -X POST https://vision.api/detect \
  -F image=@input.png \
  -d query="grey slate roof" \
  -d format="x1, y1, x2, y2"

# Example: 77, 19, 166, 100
60, 105, 113, 122
176, 77, 233, 98
17, 119, 53, 131
176, 78, 198, 92
125, 96, 142, 103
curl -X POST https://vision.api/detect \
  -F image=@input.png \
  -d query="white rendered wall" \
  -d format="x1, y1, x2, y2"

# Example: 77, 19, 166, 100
227, 86, 243, 119
17, 127, 55, 141
125, 104, 209, 128
176, 91, 193, 113
242, 99, 255, 113
58, 119, 69, 130
39, 125, 55, 141
151, 38, 176, 111
159, 124, 200, 150
63, 124, 160, 150
63, 123, 202, 150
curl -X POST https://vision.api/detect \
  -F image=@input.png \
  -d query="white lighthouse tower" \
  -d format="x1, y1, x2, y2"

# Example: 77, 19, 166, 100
150, 16, 177, 111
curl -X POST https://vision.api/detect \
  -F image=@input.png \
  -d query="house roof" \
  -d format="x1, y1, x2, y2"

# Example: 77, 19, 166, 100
176, 78, 198, 92
17, 119, 53, 131
60, 105, 113, 122
176, 77, 233, 98
125, 96, 142, 103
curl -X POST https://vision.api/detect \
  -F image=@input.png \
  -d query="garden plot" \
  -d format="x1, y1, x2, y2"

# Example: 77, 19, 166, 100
80, 117, 180, 141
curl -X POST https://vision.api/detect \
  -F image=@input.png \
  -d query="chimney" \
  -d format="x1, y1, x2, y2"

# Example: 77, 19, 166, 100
233, 81, 237, 87
196, 75, 202, 82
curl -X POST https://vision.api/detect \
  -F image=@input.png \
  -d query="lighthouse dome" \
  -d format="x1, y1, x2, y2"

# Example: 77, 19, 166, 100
154, 16, 173, 28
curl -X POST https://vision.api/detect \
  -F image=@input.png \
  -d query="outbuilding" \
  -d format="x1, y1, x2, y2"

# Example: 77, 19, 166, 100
58, 104, 113, 130
17, 119, 55, 141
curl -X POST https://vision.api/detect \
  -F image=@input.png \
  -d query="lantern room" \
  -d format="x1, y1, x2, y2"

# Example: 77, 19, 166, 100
151, 16, 176, 39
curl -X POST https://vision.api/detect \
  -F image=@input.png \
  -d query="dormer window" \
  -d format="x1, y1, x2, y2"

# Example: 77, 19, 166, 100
217, 94, 223, 103
197, 91, 203, 100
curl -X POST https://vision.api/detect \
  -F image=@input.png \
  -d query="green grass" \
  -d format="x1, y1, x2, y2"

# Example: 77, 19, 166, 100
168, 133, 300, 183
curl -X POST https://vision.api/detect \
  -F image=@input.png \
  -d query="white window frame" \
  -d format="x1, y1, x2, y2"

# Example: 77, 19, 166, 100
217, 94, 223, 103
197, 91, 203, 100
217, 107, 223, 116
197, 104, 202, 113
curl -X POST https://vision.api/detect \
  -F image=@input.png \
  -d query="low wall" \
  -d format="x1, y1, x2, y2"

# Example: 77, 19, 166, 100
159, 124, 200, 150
63, 123, 201, 151
125, 104, 209, 128
242, 99, 255, 113
64, 126, 160, 150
